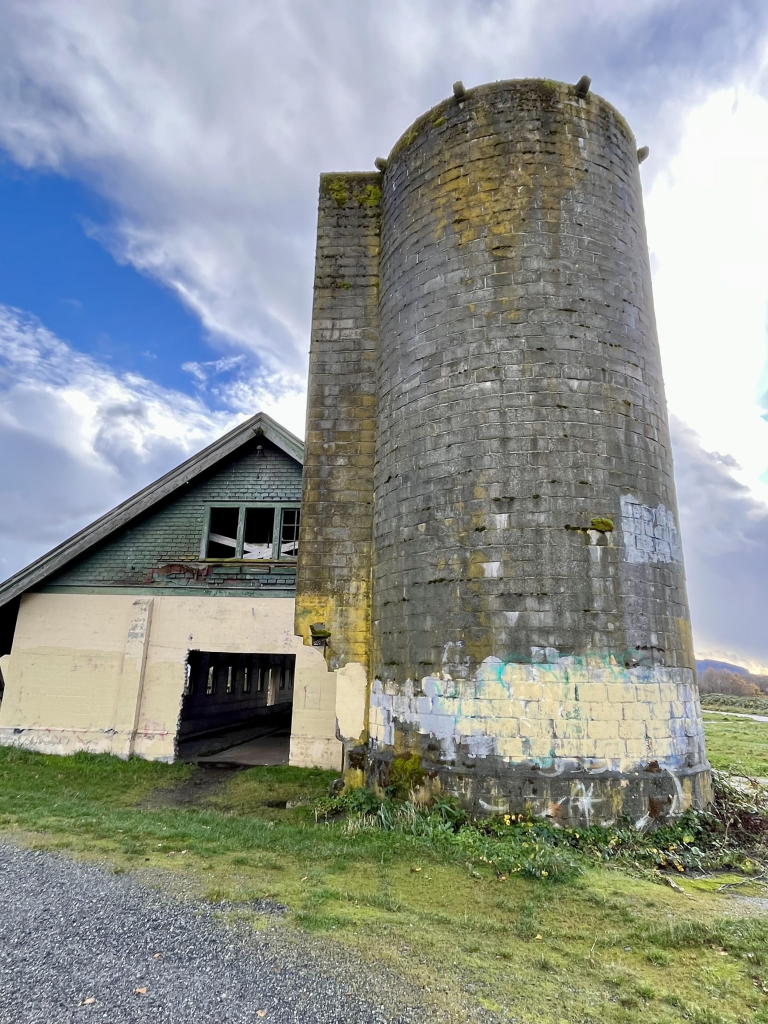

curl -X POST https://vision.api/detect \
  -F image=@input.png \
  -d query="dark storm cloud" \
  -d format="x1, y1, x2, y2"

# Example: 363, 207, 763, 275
672, 415, 768, 667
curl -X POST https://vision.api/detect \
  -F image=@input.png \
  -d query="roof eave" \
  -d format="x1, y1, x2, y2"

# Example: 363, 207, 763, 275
0, 411, 304, 609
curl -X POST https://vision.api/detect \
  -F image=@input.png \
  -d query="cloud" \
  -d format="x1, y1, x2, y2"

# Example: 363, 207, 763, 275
0, 0, 766, 374
672, 416, 768, 672
646, 85, 768, 503
0, 304, 305, 578
0, 2, 767, 669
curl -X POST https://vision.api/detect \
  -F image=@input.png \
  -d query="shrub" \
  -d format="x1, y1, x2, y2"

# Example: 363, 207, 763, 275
698, 668, 761, 697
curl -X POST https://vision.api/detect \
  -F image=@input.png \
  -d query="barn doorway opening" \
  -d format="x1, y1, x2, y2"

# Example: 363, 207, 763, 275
176, 651, 295, 765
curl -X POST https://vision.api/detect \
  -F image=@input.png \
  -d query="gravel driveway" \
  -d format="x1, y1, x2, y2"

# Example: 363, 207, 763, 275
0, 843, 427, 1024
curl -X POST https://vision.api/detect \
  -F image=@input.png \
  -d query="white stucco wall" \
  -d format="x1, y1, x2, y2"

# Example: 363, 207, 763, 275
0, 592, 341, 769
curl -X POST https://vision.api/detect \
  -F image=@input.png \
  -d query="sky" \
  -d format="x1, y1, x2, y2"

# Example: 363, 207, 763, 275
0, 0, 767, 669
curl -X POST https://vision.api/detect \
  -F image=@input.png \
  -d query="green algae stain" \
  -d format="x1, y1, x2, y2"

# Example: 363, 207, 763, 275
357, 183, 381, 208
325, 177, 349, 207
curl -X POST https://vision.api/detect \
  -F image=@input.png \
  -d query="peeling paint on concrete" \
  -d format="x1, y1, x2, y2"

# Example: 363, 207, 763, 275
335, 661, 368, 742
369, 653, 706, 775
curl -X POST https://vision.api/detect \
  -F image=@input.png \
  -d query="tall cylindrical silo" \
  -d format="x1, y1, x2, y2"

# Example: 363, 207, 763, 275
366, 79, 710, 822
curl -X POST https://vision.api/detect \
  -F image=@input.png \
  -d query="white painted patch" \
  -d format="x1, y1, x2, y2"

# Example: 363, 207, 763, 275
441, 640, 470, 680
335, 662, 368, 742
482, 561, 501, 578
620, 494, 683, 564
530, 646, 560, 663
367, 654, 706, 785
493, 513, 510, 529
504, 611, 520, 626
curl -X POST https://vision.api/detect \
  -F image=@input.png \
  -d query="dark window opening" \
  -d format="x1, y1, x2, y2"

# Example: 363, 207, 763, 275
204, 504, 299, 561
207, 507, 239, 558
280, 509, 300, 557
243, 507, 274, 560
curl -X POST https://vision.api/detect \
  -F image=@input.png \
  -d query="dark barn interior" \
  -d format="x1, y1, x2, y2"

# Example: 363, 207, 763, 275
176, 651, 295, 763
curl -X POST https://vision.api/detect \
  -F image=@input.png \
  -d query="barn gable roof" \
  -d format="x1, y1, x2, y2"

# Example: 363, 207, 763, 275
0, 412, 303, 610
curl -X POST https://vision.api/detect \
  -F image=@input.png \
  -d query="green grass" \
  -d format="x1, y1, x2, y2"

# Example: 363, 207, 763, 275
704, 714, 768, 777
702, 694, 768, 716
1, 745, 768, 1023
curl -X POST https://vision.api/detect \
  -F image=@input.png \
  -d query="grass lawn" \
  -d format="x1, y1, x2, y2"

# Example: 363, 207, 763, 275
701, 694, 768, 717
1, 723, 767, 1023
703, 713, 768, 777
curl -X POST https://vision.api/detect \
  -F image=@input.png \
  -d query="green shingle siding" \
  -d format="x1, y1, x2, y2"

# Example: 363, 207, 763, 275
44, 439, 302, 596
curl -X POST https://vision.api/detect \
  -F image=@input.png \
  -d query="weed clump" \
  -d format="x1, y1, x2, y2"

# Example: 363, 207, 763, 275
315, 769, 768, 883
590, 516, 614, 532
387, 754, 425, 798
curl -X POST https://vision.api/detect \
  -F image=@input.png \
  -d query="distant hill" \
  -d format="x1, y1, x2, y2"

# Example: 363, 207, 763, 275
695, 660, 768, 697
696, 659, 749, 677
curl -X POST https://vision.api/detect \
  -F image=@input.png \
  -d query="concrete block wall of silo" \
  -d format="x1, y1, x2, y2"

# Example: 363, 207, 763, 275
367, 79, 710, 825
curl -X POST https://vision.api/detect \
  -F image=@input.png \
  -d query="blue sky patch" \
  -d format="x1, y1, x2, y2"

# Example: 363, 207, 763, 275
0, 162, 211, 394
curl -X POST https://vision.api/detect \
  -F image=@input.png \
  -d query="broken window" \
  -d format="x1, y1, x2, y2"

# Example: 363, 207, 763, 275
243, 507, 274, 560
207, 507, 239, 558
204, 504, 299, 560
280, 509, 301, 557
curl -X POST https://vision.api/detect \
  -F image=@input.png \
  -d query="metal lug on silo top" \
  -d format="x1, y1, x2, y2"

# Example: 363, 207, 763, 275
575, 75, 591, 99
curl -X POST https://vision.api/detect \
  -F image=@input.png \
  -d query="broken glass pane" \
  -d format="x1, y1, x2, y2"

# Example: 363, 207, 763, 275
243, 507, 274, 559
207, 507, 239, 558
280, 508, 300, 557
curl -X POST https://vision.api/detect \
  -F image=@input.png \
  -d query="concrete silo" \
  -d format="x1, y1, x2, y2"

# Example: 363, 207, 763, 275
296, 78, 710, 825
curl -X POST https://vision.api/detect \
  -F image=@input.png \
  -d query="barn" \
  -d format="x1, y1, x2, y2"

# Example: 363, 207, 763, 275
0, 412, 340, 769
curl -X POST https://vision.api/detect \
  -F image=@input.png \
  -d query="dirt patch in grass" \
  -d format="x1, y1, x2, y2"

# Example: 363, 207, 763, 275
139, 764, 246, 809
208, 764, 339, 823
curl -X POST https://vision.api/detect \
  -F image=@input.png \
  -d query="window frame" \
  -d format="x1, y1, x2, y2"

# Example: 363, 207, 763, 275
201, 502, 301, 562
